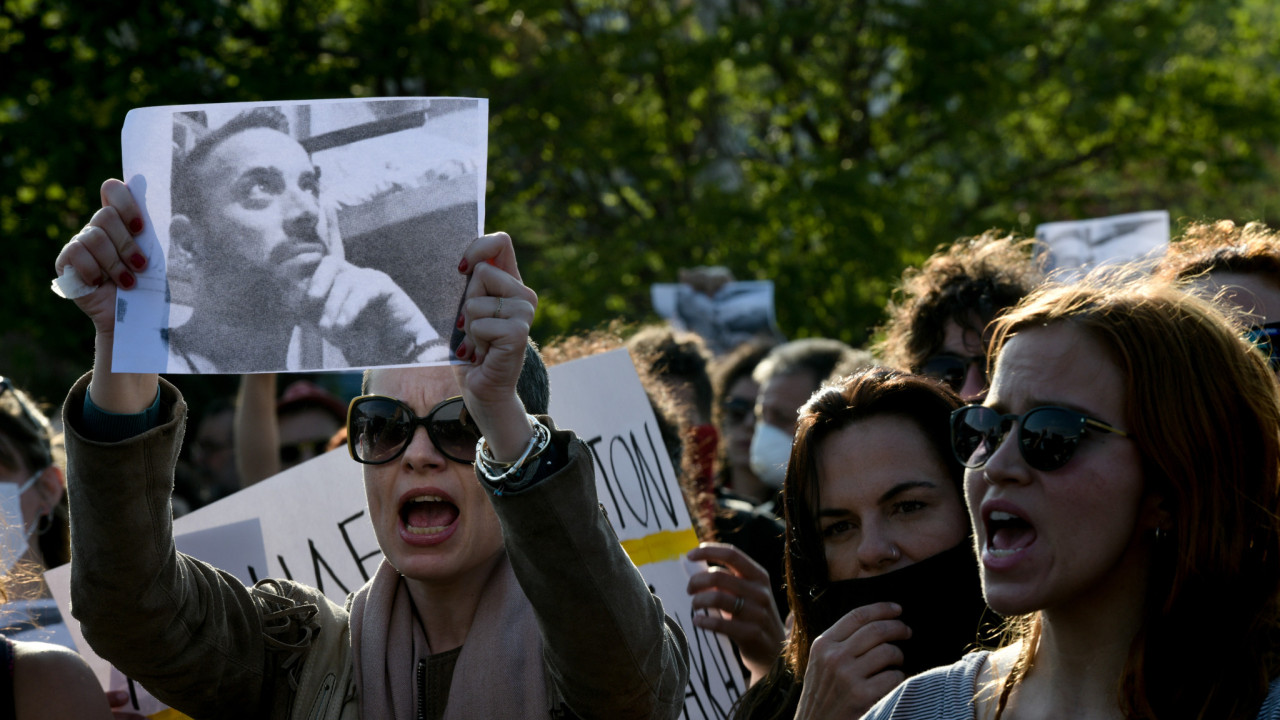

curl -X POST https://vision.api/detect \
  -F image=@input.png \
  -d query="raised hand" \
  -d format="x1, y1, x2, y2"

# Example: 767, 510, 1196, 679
686, 542, 786, 684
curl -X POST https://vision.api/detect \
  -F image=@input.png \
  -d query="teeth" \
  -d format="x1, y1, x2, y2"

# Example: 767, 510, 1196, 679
408, 495, 444, 504
988, 546, 1026, 558
990, 510, 1019, 522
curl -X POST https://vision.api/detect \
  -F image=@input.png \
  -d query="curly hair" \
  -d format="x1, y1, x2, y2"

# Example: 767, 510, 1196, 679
877, 231, 1042, 372
1155, 220, 1280, 286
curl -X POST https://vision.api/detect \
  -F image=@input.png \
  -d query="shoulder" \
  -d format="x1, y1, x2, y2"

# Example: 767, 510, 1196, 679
861, 651, 989, 720
12, 640, 113, 719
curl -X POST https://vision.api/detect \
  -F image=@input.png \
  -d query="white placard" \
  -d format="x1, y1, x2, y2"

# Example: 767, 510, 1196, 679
113, 97, 488, 373
1035, 210, 1170, 281
651, 280, 782, 355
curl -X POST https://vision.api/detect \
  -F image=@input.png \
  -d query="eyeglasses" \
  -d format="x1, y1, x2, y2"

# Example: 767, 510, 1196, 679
950, 405, 1129, 472
1246, 322, 1280, 371
280, 440, 328, 466
721, 397, 755, 425
918, 354, 985, 394
346, 395, 478, 465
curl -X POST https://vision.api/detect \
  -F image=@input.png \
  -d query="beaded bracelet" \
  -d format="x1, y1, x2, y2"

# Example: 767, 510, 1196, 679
474, 415, 551, 488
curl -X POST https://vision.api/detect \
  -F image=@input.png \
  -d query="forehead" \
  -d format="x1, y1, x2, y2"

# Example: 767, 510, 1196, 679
197, 127, 312, 181
988, 324, 1124, 418
940, 319, 985, 358
726, 376, 759, 400
366, 367, 460, 411
817, 415, 950, 506
759, 370, 815, 410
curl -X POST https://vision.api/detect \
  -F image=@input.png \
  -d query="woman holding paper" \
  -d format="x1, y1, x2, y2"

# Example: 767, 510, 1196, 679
55, 179, 688, 719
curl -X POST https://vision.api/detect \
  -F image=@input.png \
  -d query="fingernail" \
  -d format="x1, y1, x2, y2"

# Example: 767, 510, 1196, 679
119, 272, 135, 289
130, 253, 146, 270
456, 313, 465, 329
457, 258, 469, 273
129, 217, 143, 234
456, 342, 467, 358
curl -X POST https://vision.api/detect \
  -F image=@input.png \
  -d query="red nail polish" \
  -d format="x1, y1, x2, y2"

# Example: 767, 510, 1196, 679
456, 314, 465, 329
456, 342, 467, 358
119, 272, 135, 289
457, 258, 469, 273
130, 253, 146, 270
129, 218, 143, 234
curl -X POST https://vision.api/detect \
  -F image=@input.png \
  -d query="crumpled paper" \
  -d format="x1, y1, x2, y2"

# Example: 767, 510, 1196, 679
51, 264, 96, 299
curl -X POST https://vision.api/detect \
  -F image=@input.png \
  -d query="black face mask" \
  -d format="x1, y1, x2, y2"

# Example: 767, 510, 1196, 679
806, 540, 995, 677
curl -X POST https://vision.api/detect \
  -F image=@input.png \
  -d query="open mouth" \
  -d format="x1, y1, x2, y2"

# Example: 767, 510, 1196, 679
985, 509, 1036, 558
400, 495, 459, 536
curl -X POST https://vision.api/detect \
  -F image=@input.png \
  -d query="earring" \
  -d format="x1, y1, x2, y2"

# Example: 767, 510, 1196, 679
35, 512, 53, 536
888, 546, 902, 562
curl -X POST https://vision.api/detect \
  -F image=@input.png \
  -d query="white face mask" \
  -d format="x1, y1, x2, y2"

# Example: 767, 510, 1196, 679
0, 470, 41, 571
749, 422, 794, 490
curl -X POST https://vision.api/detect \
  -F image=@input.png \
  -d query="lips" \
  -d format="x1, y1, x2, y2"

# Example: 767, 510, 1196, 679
981, 501, 1037, 568
397, 488, 460, 546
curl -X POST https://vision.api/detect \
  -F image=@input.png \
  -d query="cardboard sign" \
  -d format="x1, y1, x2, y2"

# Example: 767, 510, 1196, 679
1035, 210, 1170, 281
112, 97, 488, 373
53, 349, 747, 718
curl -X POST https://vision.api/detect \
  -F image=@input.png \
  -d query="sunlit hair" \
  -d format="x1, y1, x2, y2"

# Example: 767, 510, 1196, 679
984, 273, 1280, 720
1155, 220, 1280, 287
782, 368, 964, 676
877, 231, 1041, 372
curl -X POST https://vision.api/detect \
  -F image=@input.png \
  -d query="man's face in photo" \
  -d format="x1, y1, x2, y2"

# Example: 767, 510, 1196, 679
190, 126, 331, 310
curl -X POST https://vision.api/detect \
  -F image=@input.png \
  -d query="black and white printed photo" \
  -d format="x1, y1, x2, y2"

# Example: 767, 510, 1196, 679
114, 97, 487, 373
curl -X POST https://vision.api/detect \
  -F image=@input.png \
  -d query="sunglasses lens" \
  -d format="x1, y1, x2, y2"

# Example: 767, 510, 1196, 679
722, 398, 754, 424
951, 406, 1000, 468
428, 399, 480, 463
1019, 408, 1084, 472
350, 398, 412, 464
921, 356, 967, 392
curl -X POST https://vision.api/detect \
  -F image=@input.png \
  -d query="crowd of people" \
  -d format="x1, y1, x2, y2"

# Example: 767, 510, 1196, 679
0, 150, 1276, 720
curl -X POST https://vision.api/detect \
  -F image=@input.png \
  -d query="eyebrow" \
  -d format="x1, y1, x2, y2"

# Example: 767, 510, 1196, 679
815, 480, 938, 519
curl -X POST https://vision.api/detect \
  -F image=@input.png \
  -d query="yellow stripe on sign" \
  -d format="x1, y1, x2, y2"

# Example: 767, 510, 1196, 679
621, 527, 700, 566
148, 709, 194, 720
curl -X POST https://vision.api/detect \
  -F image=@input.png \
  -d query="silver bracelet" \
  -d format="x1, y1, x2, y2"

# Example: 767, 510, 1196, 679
475, 415, 551, 491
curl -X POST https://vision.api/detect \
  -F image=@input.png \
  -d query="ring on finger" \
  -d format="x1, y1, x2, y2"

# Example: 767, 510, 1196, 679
493, 296, 504, 319
732, 596, 745, 615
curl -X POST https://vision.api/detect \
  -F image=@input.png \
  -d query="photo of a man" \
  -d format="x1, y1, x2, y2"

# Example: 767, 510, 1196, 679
151, 99, 482, 373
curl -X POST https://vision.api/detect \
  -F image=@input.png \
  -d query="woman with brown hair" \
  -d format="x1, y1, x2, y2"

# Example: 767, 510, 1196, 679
734, 367, 991, 719
865, 274, 1280, 719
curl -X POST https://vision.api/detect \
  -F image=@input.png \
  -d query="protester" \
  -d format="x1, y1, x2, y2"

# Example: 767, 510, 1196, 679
1155, 219, 1280, 378
174, 395, 240, 510
55, 180, 689, 719
236, 375, 349, 486
877, 231, 1041, 399
865, 274, 1280, 719
709, 339, 777, 502
732, 368, 987, 719
626, 326, 719, 484
749, 339, 871, 512
164, 107, 446, 371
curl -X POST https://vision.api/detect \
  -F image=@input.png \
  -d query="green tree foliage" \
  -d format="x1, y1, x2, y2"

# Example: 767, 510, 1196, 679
4, 0, 1280, 402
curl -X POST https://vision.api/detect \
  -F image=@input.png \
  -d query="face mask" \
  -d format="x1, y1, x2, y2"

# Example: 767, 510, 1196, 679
806, 540, 995, 677
749, 422, 793, 490
0, 470, 41, 571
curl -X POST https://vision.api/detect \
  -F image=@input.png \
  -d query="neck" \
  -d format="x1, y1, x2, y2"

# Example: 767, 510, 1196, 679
181, 296, 296, 369
403, 549, 505, 653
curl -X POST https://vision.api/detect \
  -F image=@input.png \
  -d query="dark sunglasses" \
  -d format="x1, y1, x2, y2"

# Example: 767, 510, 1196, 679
347, 395, 478, 465
950, 405, 1128, 472
721, 397, 755, 424
918, 354, 985, 393
280, 440, 328, 466
1246, 322, 1280, 371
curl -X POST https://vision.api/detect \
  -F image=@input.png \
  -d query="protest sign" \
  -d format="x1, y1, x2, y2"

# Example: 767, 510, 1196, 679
652, 279, 783, 355
53, 349, 747, 717
111, 97, 488, 373
1035, 210, 1170, 280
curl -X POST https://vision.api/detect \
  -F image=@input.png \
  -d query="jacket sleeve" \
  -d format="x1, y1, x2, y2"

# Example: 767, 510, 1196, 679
487, 420, 690, 720
63, 372, 316, 719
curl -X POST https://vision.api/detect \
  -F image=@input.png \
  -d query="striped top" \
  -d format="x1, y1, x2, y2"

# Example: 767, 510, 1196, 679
862, 651, 1280, 719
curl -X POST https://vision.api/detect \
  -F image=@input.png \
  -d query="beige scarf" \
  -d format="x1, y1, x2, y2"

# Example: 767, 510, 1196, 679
349, 555, 548, 719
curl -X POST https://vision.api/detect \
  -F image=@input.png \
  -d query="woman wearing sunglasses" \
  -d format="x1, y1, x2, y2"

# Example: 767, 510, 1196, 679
54, 180, 688, 719
864, 275, 1280, 719
733, 367, 992, 720
1156, 220, 1280, 379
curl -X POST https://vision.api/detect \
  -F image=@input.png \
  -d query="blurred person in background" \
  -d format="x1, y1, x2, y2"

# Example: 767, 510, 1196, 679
877, 231, 1041, 400
1156, 219, 1280, 379
236, 375, 348, 487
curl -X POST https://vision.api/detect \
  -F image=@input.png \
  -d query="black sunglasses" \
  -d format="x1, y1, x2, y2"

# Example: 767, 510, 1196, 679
346, 395, 478, 465
1246, 322, 1280, 371
950, 405, 1128, 472
721, 397, 755, 424
918, 353, 985, 394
